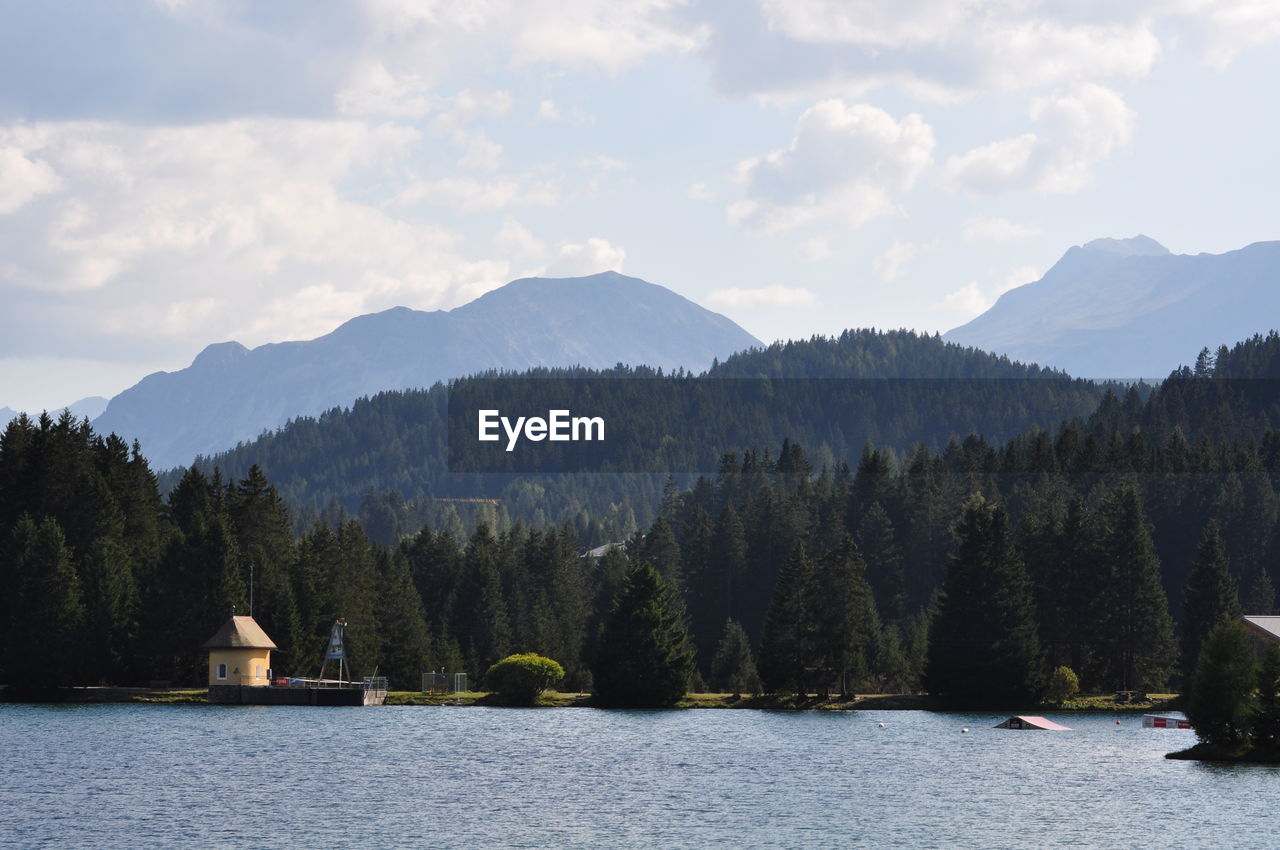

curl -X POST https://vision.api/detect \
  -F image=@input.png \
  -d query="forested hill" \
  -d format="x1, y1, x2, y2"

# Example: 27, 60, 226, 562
709, 328, 1073, 379
94, 271, 763, 470
1084, 331, 1280, 445
163, 329, 1102, 537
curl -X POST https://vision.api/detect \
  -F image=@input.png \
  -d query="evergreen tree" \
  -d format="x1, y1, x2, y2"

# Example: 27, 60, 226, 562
925, 495, 1044, 707
812, 536, 879, 696
377, 549, 433, 690
709, 618, 760, 696
1095, 485, 1175, 691
7, 515, 87, 687
229, 465, 305, 674
1251, 646, 1280, 754
1180, 519, 1241, 683
592, 563, 694, 708
759, 543, 817, 695
1245, 567, 1276, 614
1187, 619, 1256, 749
637, 515, 683, 591
857, 502, 905, 622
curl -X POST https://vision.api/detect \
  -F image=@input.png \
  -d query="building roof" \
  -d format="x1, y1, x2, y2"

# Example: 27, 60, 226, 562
1243, 615, 1280, 644
202, 615, 278, 650
995, 715, 1071, 731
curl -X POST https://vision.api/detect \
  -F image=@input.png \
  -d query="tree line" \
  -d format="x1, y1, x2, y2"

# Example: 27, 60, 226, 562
10, 330, 1280, 702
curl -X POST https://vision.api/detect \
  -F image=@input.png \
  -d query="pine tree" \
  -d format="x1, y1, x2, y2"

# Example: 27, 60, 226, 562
1251, 646, 1280, 754
638, 515, 683, 591
925, 495, 1044, 707
1095, 485, 1175, 692
1187, 619, 1256, 749
709, 618, 760, 696
592, 563, 694, 708
759, 543, 817, 695
857, 502, 904, 621
1180, 519, 1241, 683
1246, 567, 1276, 614
812, 536, 879, 696
229, 465, 305, 674
7, 515, 87, 687
377, 549, 433, 690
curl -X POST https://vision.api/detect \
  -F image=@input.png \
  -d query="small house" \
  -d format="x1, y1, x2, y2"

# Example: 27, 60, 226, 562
202, 615, 278, 692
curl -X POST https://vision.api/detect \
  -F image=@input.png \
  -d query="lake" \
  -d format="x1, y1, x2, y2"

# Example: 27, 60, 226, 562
1, 704, 1274, 848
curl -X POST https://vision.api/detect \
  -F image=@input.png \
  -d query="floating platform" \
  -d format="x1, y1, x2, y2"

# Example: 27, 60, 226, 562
1142, 714, 1191, 729
209, 677, 387, 706
994, 715, 1071, 731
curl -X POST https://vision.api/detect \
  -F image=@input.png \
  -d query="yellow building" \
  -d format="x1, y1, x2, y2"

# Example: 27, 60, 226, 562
202, 615, 278, 688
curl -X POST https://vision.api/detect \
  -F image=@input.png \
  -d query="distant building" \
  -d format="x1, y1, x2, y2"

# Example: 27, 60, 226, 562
202, 615, 278, 692
1242, 615, 1280, 645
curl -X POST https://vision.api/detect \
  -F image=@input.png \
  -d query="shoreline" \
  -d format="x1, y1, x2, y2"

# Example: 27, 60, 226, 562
0, 686, 1180, 713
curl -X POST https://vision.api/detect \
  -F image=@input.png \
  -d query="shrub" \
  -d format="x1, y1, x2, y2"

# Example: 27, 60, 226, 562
1046, 666, 1080, 704
485, 653, 565, 705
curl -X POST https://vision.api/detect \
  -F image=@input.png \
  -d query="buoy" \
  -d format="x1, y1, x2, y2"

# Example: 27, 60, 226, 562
878, 722, 885, 728
1116, 720, 1121, 726
962, 728, 969, 734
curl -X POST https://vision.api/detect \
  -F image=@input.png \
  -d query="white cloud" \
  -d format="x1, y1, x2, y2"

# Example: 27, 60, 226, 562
935, 264, 1041, 321
938, 281, 990, 320
391, 175, 560, 212
687, 181, 715, 202
0, 146, 62, 214
581, 154, 629, 172
429, 88, 513, 135
1170, 0, 1280, 67
1001, 265, 1041, 293
510, 0, 701, 73
961, 215, 1043, 243
802, 237, 832, 263
546, 237, 626, 277
335, 62, 433, 118
729, 99, 935, 234
536, 99, 561, 121
693, 1, 1162, 102
458, 131, 504, 172
705, 284, 819, 310
942, 84, 1134, 195
492, 217, 545, 261
872, 240, 933, 284
0, 118, 520, 356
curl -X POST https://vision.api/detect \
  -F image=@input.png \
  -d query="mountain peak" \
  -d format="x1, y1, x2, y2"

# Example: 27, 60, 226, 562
945, 236, 1280, 379
191, 340, 249, 369
94, 272, 761, 469
1080, 235, 1170, 257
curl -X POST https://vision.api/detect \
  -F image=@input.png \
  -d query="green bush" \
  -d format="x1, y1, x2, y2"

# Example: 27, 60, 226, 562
485, 653, 565, 705
1046, 666, 1080, 704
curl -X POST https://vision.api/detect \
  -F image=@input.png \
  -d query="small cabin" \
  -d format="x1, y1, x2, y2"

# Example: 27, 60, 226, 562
202, 615, 278, 689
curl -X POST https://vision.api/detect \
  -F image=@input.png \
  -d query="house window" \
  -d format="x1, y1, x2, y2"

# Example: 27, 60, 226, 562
216, 663, 228, 680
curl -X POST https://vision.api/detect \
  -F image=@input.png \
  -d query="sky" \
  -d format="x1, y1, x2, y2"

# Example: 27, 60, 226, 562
2, 0, 1280, 412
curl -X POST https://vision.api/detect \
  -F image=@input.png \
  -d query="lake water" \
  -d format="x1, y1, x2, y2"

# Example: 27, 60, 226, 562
1, 704, 1275, 848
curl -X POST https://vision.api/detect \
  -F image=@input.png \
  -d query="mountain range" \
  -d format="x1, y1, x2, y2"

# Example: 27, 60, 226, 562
945, 236, 1280, 378
0, 396, 108, 430
92, 271, 763, 470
